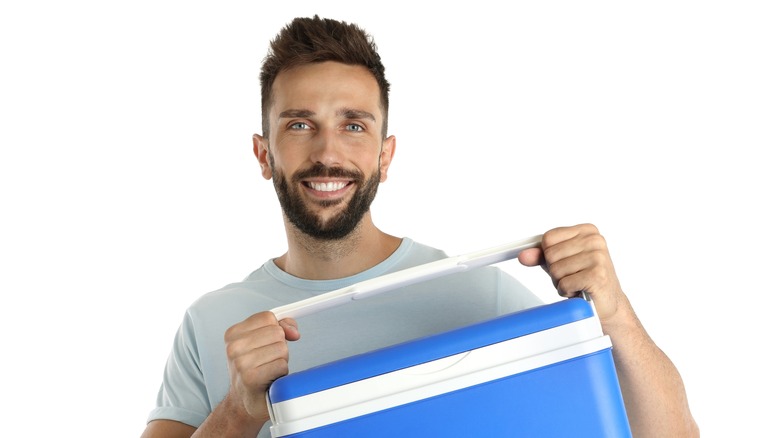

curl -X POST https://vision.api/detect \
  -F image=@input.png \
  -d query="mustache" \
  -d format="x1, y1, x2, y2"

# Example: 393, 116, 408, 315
292, 164, 364, 182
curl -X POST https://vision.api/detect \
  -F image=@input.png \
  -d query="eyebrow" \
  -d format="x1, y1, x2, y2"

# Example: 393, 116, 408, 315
278, 109, 315, 119
277, 108, 376, 122
338, 108, 376, 122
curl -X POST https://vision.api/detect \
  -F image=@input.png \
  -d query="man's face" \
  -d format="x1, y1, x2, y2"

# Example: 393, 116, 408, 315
270, 154, 381, 240
255, 61, 395, 240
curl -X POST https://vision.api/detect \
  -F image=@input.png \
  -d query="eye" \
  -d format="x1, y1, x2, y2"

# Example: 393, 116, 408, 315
290, 122, 310, 130
345, 123, 364, 132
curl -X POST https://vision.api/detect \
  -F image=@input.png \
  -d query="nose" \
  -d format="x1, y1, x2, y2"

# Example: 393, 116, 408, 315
309, 128, 343, 167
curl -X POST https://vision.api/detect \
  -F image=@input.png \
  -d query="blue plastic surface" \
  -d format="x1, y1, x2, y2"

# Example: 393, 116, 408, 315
276, 348, 631, 437
269, 298, 594, 403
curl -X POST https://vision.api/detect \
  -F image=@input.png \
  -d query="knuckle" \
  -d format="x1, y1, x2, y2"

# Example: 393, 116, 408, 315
547, 261, 564, 281
225, 340, 244, 360
258, 310, 279, 324
224, 324, 238, 342
557, 277, 574, 295
269, 357, 290, 375
267, 324, 286, 343
271, 338, 290, 359
583, 232, 606, 249
582, 223, 599, 234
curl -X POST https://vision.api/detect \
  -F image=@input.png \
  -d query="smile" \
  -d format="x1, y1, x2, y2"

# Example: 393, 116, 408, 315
306, 181, 350, 192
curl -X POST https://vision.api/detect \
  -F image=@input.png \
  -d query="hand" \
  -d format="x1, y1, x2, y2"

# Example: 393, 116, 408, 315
518, 223, 625, 324
223, 311, 300, 423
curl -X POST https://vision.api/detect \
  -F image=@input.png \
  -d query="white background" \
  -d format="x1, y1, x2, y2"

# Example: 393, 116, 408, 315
1, 1, 777, 436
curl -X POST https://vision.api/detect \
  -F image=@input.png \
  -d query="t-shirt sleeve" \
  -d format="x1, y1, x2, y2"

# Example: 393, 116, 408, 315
146, 310, 211, 428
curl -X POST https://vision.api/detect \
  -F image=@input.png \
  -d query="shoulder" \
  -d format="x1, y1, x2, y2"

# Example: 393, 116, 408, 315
181, 260, 296, 331
389, 238, 448, 268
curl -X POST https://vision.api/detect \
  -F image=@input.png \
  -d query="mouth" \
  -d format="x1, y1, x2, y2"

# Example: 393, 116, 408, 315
301, 179, 355, 201
293, 165, 362, 200
304, 180, 351, 192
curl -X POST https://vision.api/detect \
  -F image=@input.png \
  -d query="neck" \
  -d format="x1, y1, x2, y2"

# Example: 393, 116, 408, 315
276, 213, 402, 280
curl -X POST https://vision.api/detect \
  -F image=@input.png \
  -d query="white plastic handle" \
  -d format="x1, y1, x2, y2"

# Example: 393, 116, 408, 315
271, 235, 543, 320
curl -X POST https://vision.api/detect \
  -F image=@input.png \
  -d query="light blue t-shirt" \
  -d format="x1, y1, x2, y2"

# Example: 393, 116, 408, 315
148, 238, 543, 437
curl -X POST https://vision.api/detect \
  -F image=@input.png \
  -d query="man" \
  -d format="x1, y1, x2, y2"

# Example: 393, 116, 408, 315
142, 16, 699, 438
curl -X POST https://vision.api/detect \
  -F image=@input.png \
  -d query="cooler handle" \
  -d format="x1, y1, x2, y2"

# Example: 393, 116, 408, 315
271, 235, 543, 320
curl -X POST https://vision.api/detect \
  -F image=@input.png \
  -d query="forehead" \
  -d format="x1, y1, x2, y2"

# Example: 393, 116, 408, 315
270, 61, 382, 117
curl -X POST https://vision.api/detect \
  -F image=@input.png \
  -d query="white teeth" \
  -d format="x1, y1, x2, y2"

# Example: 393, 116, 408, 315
308, 181, 348, 192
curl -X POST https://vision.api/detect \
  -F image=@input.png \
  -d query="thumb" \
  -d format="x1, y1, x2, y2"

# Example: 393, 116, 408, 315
518, 247, 544, 267
279, 318, 300, 341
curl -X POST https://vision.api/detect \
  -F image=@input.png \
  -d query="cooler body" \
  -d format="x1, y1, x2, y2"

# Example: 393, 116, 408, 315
267, 298, 632, 437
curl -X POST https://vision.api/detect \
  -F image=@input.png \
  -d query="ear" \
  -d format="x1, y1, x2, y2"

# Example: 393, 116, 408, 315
253, 134, 273, 180
379, 135, 396, 182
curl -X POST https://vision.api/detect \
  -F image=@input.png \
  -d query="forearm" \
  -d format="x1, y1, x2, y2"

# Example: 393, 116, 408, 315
192, 393, 266, 438
604, 301, 699, 438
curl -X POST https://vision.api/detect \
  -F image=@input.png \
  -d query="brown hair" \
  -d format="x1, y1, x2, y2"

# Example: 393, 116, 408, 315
259, 15, 390, 139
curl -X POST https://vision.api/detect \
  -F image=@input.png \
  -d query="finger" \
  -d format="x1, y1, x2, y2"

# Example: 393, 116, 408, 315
547, 249, 593, 286
279, 318, 300, 341
232, 341, 290, 383
551, 260, 597, 298
225, 311, 280, 341
225, 322, 288, 360
550, 249, 616, 296
543, 225, 606, 266
542, 223, 600, 247
517, 247, 544, 267
228, 330, 292, 391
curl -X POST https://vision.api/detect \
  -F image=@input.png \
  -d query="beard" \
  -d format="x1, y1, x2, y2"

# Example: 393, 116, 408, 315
271, 159, 381, 241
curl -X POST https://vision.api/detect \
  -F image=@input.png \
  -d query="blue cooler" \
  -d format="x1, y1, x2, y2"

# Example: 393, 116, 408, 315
267, 298, 631, 437
266, 237, 632, 437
